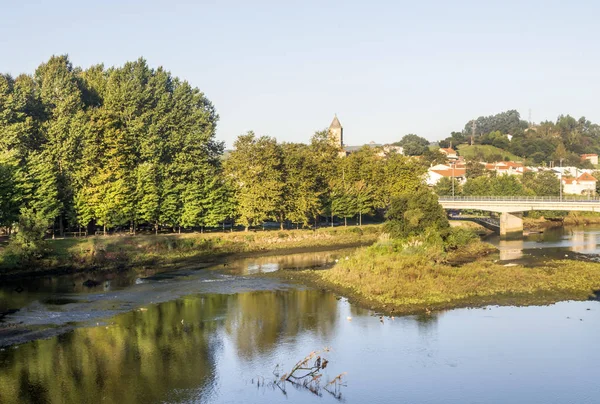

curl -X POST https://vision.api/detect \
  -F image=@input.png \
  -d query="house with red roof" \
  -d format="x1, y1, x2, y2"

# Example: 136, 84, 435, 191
562, 172, 597, 195
581, 154, 598, 165
439, 148, 458, 160
426, 166, 466, 186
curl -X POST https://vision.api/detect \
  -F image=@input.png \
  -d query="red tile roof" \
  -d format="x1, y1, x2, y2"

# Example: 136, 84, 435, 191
581, 154, 598, 158
430, 168, 466, 177
439, 148, 457, 155
577, 172, 597, 182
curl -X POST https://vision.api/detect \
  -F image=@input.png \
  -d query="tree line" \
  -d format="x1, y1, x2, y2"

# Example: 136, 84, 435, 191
439, 110, 600, 167
225, 131, 426, 229
0, 56, 429, 236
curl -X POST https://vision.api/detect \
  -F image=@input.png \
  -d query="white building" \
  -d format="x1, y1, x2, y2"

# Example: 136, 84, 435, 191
426, 166, 466, 186
562, 172, 597, 195
439, 148, 458, 160
581, 154, 599, 165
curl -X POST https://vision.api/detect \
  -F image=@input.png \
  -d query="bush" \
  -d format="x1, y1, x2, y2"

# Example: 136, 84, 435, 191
384, 187, 449, 238
442, 227, 478, 250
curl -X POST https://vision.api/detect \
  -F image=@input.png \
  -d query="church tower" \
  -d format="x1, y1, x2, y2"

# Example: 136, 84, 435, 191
328, 115, 344, 149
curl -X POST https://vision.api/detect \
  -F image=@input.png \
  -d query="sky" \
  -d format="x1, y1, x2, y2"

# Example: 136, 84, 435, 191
2, 0, 599, 148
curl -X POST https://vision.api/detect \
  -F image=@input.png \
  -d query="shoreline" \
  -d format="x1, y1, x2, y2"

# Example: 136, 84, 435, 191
273, 266, 600, 316
0, 226, 381, 281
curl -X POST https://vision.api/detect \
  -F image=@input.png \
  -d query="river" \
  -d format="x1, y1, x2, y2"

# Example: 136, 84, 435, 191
0, 232, 599, 403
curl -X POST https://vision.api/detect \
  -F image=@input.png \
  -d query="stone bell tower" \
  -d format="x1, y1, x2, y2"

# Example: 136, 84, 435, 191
328, 114, 344, 149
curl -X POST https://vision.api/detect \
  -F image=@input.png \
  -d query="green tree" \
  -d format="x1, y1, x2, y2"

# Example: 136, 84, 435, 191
385, 186, 448, 238
433, 177, 460, 197
395, 134, 429, 156
522, 171, 560, 196
225, 132, 283, 230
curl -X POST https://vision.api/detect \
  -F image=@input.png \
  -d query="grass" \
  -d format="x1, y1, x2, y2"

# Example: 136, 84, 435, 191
563, 211, 600, 225
456, 143, 522, 162
284, 233, 600, 315
0, 224, 382, 277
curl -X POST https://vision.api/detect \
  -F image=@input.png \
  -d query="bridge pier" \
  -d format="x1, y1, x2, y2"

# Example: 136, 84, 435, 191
499, 212, 523, 240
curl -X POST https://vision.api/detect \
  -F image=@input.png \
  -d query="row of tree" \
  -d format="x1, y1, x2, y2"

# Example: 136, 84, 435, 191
225, 132, 426, 229
1, 56, 431, 235
433, 171, 562, 197
1, 56, 223, 235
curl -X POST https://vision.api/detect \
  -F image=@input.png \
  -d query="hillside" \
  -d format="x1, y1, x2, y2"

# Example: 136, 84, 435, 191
456, 144, 522, 162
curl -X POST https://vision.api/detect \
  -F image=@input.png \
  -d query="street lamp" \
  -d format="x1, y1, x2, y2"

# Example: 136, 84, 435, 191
451, 161, 455, 198
559, 158, 564, 201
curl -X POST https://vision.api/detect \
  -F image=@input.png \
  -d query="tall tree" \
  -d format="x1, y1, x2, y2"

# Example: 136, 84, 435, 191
225, 133, 283, 230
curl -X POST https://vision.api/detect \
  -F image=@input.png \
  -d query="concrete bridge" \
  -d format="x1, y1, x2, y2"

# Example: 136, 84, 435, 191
439, 196, 600, 238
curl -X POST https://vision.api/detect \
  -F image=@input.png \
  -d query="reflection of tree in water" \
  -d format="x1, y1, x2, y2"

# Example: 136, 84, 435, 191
0, 289, 340, 403
225, 289, 339, 359
0, 294, 229, 404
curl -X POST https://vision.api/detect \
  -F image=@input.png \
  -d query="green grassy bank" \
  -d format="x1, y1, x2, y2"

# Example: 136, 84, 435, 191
281, 232, 600, 315
0, 225, 382, 278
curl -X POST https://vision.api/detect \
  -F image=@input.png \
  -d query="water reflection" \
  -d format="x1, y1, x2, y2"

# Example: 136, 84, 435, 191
0, 293, 599, 403
226, 248, 357, 275
489, 225, 600, 262
0, 289, 338, 404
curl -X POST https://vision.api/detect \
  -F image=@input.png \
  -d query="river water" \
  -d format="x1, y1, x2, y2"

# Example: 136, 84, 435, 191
0, 232, 599, 403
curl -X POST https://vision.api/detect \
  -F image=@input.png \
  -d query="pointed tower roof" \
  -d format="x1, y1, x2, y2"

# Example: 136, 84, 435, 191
329, 115, 342, 129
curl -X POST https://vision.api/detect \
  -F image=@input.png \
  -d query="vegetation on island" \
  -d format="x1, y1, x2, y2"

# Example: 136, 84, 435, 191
280, 189, 600, 314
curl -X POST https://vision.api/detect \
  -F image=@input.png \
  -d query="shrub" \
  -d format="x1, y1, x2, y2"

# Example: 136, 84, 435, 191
384, 187, 449, 238
442, 227, 478, 250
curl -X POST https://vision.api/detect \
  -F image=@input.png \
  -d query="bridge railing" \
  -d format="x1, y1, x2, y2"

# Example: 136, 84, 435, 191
439, 196, 600, 202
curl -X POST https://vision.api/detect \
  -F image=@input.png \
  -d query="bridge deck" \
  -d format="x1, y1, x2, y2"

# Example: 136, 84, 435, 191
439, 196, 600, 213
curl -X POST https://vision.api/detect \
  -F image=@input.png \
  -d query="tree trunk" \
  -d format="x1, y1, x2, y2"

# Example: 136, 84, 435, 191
155, 222, 158, 235
178, 226, 181, 234
59, 215, 64, 237
344, 217, 347, 227
359, 212, 362, 226
103, 224, 106, 236
280, 221, 284, 231
331, 212, 334, 227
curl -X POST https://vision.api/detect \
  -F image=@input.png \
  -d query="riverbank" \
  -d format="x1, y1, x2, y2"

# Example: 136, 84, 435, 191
0, 225, 382, 279
524, 212, 600, 231
276, 234, 600, 315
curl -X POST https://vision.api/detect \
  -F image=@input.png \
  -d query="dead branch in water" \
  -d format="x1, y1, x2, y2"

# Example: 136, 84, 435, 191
265, 348, 347, 400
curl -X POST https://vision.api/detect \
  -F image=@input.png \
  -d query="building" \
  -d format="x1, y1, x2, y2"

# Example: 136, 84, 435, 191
439, 148, 458, 160
426, 165, 466, 186
562, 172, 597, 195
329, 115, 404, 157
581, 154, 599, 165
483, 161, 528, 176
329, 115, 344, 149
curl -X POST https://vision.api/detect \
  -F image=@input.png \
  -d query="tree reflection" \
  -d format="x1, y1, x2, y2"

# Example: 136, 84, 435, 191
0, 289, 339, 403
225, 289, 339, 359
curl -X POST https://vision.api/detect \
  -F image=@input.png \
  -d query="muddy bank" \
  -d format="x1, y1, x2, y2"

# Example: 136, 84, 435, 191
0, 226, 381, 281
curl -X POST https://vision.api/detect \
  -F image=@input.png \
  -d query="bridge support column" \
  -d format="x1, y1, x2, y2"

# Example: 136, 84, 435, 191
499, 212, 523, 240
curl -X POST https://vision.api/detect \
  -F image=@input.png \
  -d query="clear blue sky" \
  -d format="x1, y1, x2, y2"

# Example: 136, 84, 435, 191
2, 0, 599, 148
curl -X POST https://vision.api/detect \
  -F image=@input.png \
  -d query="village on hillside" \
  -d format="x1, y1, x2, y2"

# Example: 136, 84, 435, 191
329, 115, 599, 196
425, 151, 598, 196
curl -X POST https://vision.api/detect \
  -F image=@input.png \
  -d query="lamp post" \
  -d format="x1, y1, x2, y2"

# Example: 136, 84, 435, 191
451, 162, 455, 198
559, 158, 564, 201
